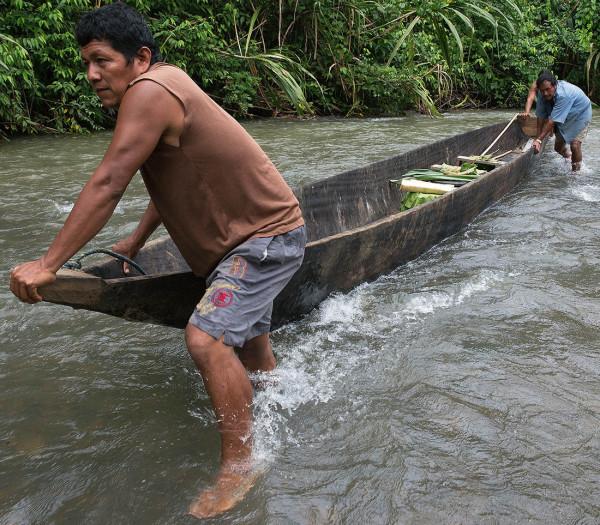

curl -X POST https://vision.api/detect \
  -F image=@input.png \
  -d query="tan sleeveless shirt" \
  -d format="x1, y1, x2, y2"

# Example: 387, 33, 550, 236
129, 63, 304, 276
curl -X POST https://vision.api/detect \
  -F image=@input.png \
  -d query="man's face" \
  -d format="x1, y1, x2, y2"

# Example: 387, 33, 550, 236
81, 39, 147, 109
539, 80, 556, 101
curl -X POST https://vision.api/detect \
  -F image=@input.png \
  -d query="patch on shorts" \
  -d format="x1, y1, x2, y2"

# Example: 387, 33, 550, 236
229, 255, 248, 278
196, 282, 239, 315
212, 288, 234, 307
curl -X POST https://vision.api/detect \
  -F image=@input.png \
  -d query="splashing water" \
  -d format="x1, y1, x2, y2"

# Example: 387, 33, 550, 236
251, 267, 504, 465
571, 184, 600, 201
2, 110, 599, 524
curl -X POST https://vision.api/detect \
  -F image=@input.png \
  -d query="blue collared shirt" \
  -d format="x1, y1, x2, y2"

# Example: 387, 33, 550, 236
535, 80, 592, 143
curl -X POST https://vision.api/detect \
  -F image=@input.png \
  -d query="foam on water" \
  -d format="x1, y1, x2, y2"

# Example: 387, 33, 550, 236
251, 284, 380, 463
544, 152, 573, 173
571, 184, 600, 201
51, 201, 74, 214
251, 269, 504, 464
402, 270, 504, 320
576, 162, 594, 175
251, 347, 336, 462
313, 285, 367, 326
48, 200, 127, 215
541, 137, 595, 176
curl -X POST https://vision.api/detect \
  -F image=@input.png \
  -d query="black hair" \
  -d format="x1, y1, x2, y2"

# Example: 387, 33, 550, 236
536, 69, 557, 89
76, 2, 161, 64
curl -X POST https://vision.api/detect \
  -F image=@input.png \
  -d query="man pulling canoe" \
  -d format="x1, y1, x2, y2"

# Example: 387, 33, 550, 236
521, 70, 592, 171
8, 2, 305, 518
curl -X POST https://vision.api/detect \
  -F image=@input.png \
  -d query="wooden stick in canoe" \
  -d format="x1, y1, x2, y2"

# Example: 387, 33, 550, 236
493, 150, 514, 160
481, 113, 519, 156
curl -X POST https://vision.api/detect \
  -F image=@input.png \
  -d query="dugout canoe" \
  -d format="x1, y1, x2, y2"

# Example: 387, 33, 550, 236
40, 116, 540, 329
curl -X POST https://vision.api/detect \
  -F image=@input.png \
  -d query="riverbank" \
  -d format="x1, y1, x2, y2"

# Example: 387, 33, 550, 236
2, 1, 598, 138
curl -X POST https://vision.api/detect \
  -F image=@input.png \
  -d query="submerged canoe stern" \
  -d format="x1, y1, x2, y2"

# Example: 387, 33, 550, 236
41, 270, 205, 329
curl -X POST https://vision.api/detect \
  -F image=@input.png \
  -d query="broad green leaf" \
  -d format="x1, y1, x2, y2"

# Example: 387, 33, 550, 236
439, 13, 464, 61
386, 15, 420, 66
448, 8, 475, 33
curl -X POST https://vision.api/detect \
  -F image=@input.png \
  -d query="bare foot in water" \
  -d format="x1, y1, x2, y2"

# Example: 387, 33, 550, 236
187, 464, 260, 519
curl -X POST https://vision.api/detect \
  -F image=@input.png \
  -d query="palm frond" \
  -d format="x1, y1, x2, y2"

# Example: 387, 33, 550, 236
412, 77, 442, 116
448, 8, 475, 33
231, 51, 321, 114
244, 8, 260, 56
439, 13, 464, 61
585, 47, 600, 92
487, 5, 516, 34
464, 3, 498, 29
385, 15, 420, 66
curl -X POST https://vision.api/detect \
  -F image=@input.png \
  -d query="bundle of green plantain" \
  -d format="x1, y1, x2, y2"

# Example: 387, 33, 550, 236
463, 154, 495, 162
400, 192, 441, 211
437, 162, 487, 177
391, 167, 478, 187
392, 161, 486, 211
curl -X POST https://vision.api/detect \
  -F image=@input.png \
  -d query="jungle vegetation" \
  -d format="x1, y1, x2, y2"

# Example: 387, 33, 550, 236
1, 0, 598, 137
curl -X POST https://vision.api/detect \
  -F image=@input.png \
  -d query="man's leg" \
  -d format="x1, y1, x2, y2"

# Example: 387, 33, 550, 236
185, 323, 257, 518
570, 140, 582, 171
236, 333, 276, 373
554, 135, 570, 159
186, 225, 305, 517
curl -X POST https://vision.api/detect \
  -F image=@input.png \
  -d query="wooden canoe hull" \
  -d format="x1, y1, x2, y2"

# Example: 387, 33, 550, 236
40, 118, 538, 329
273, 147, 532, 328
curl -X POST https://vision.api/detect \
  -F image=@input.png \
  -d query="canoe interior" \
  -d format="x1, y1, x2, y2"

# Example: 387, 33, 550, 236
83, 119, 530, 280
42, 117, 537, 329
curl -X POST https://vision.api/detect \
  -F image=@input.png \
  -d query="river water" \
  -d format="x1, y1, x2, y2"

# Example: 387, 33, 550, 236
1, 110, 599, 524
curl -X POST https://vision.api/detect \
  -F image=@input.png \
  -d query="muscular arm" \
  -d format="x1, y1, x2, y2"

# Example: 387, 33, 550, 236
111, 198, 162, 273
522, 81, 538, 115
126, 198, 163, 248
10, 80, 183, 301
532, 118, 555, 153
537, 118, 555, 142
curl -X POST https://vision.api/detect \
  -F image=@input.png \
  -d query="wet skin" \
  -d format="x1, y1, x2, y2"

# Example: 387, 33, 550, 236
10, 39, 269, 518
81, 40, 272, 518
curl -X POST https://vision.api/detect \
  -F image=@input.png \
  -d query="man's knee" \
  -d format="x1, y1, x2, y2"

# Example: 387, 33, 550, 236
238, 334, 276, 372
185, 323, 230, 368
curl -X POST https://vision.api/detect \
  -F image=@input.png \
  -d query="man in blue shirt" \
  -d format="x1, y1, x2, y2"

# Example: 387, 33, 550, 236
530, 70, 592, 171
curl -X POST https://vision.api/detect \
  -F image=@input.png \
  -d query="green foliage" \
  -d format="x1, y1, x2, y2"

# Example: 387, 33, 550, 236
575, 0, 600, 99
0, 0, 598, 136
0, 0, 108, 136
400, 191, 441, 211
452, 1, 557, 107
0, 31, 36, 134
347, 62, 441, 116
384, 0, 522, 67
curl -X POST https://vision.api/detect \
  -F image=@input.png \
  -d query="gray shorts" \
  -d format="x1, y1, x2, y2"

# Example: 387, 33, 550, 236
189, 225, 306, 348
556, 122, 590, 144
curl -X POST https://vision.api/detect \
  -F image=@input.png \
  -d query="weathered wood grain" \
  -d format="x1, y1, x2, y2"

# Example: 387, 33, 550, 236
40, 118, 539, 329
